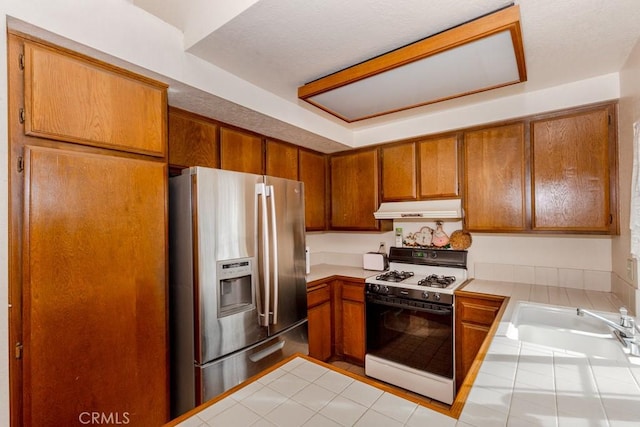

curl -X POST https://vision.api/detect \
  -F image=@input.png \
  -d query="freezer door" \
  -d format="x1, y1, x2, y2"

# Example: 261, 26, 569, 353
192, 320, 308, 414
194, 167, 268, 363
264, 176, 307, 335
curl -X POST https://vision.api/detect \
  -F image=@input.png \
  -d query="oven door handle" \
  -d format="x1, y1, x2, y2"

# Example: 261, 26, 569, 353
408, 305, 452, 316
367, 298, 452, 315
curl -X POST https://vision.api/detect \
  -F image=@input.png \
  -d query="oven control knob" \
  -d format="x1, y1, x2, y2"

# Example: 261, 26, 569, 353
422, 291, 430, 299
433, 293, 441, 301
373, 284, 389, 294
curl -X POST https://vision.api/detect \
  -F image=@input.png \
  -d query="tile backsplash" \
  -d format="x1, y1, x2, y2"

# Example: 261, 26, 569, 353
474, 262, 612, 292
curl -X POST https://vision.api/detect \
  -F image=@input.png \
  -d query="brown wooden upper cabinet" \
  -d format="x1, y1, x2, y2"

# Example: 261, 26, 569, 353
299, 149, 327, 230
380, 142, 417, 201
464, 123, 527, 231
531, 105, 617, 233
166, 110, 329, 231
266, 139, 298, 180
168, 107, 219, 169
23, 41, 166, 157
330, 148, 384, 230
380, 136, 459, 202
418, 135, 460, 199
220, 127, 264, 174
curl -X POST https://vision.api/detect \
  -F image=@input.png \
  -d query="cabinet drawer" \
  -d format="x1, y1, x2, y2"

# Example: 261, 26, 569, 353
307, 284, 331, 308
341, 283, 364, 303
457, 297, 502, 326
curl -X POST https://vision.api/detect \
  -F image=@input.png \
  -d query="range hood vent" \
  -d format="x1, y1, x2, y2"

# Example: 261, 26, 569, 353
374, 199, 463, 220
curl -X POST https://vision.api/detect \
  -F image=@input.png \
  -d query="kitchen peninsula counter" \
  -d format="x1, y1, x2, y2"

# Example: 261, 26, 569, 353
454, 279, 640, 426
168, 276, 640, 426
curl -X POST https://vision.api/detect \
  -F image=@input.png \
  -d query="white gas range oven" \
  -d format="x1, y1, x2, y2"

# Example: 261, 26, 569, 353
364, 246, 468, 405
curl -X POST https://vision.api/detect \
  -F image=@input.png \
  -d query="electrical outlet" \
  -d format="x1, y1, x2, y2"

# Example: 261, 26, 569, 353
379, 242, 387, 253
627, 258, 636, 282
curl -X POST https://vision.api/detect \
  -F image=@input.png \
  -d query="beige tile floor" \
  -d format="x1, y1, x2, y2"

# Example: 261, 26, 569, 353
170, 356, 456, 427
327, 359, 447, 409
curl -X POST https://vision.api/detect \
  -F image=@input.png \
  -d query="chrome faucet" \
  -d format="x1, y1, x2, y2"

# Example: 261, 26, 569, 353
576, 307, 636, 338
577, 307, 640, 356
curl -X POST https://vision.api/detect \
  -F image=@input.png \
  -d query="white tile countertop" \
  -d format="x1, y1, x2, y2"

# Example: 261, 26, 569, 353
458, 279, 640, 427
167, 275, 640, 427
305, 264, 374, 284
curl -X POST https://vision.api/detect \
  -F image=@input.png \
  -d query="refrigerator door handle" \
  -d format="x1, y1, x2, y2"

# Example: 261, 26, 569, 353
256, 183, 270, 327
267, 185, 279, 325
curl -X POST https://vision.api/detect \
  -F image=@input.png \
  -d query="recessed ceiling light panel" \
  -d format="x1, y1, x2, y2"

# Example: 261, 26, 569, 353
298, 5, 526, 122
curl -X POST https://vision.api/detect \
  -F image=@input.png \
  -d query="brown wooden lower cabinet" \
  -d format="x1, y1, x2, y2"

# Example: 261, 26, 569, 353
307, 282, 333, 361
306, 278, 510, 388
338, 279, 366, 364
455, 291, 505, 390
306, 277, 366, 365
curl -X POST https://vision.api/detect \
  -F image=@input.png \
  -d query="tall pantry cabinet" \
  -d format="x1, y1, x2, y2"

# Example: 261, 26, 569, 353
8, 33, 169, 426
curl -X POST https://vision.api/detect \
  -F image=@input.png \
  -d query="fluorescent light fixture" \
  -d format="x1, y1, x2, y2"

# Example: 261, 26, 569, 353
298, 5, 526, 122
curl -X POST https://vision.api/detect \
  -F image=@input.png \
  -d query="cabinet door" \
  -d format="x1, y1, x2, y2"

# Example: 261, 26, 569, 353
381, 142, 417, 201
454, 294, 503, 390
299, 149, 327, 231
531, 107, 613, 232
340, 282, 365, 364
22, 145, 168, 426
330, 149, 381, 230
168, 107, 219, 169
418, 135, 459, 198
464, 123, 526, 231
23, 41, 166, 156
307, 284, 332, 361
456, 322, 490, 389
220, 127, 264, 174
266, 139, 298, 180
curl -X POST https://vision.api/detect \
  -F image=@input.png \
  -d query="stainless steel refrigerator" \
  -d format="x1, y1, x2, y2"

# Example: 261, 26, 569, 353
169, 167, 308, 417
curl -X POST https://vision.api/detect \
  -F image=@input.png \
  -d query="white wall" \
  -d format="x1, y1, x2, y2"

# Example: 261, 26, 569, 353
615, 36, 640, 313
308, 231, 612, 285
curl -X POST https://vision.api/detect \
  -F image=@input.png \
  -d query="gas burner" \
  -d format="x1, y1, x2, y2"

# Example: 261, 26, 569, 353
418, 274, 457, 288
376, 270, 415, 283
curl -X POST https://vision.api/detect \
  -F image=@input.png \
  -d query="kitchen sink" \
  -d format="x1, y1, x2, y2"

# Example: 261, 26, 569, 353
506, 301, 626, 359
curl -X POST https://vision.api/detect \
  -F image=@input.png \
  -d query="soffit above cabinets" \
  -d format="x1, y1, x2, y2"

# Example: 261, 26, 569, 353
298, 5, 526, 123
131, 0, 640, 149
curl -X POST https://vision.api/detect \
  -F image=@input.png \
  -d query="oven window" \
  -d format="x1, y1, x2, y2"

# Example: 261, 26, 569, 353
366, 301, 453, 378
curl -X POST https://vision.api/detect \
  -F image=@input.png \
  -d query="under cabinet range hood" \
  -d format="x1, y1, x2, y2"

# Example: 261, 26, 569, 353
374, 199, 463, 220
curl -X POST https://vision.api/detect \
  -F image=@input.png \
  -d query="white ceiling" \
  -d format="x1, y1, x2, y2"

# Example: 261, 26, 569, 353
133, 0, 640, 142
